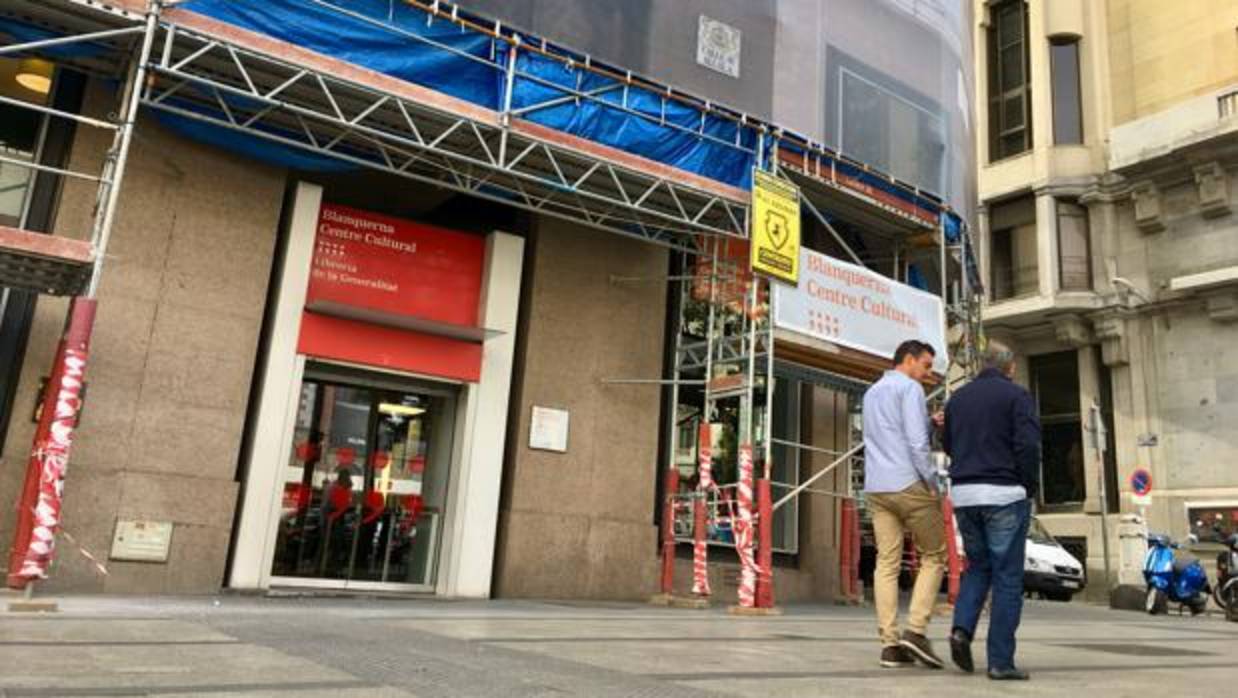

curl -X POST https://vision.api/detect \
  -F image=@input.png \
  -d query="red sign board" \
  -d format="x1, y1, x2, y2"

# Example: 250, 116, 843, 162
299, 204, 488, 382
308, 204, 485, 328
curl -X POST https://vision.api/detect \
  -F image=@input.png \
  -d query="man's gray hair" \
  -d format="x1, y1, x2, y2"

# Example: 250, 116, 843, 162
982, 339, 1016, 372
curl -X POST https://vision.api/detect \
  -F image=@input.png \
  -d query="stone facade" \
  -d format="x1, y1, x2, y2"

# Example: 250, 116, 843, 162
972, 0, 1238, 595
0, 81, 286, 593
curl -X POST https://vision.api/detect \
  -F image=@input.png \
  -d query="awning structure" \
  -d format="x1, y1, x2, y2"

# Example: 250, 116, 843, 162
1, 0, 971, 258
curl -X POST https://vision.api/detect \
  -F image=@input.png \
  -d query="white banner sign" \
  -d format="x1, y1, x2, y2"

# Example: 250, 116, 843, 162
773, 248, 947, 373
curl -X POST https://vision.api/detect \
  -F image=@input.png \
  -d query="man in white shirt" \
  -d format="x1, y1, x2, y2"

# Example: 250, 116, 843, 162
862, 339, 946, 670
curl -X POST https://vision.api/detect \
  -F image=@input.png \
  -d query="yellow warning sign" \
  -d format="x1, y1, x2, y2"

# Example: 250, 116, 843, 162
750, 169, 801, 285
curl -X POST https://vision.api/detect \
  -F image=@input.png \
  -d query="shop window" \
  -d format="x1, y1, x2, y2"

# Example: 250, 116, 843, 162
987, 0, 1032, 160
988, 195, 1038, 301
1187, 503, 1238, 548
1056, 200, 1092, 292
663, 256, 801, 554
669, 376, 802, 554
1050, 38, 1084, 145
1031, 351, 1085, 508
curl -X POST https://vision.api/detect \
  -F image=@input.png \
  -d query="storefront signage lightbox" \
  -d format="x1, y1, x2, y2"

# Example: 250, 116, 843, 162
299, 204, 488, 382
773, 247, 947, 373
307, 204, 485, 329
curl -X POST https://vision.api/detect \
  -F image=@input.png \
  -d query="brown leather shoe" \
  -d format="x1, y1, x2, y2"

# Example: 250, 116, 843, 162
899, 630, 945, 669
880, 645, 916, 668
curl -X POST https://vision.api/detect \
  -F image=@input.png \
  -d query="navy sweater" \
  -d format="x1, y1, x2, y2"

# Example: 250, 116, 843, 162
943, 368, 1042, 497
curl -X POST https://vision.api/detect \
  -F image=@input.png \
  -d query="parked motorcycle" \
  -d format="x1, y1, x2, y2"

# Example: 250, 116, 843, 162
1213, 533, 1238, 622
1143, 533, 1210, 616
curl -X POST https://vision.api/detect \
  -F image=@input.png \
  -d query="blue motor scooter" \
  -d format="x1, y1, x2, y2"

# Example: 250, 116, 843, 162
1143, 533, 1210, 616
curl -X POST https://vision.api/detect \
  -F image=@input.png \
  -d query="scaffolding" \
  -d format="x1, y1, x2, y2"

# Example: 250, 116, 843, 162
0, 0, 984, 600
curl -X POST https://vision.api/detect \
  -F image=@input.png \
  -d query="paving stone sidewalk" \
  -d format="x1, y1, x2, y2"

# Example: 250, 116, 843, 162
2, 592, 1235, 697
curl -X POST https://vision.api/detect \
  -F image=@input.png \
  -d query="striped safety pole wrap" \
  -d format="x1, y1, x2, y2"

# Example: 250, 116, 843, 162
942, 495, 961, 604
755, 478, 775, 608
691, 423, 713, 596
15, 298, 96, 582
734, 443, 757, 607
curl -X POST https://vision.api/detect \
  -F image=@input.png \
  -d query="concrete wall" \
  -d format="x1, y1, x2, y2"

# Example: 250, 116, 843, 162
0, 81, 285, 593
493, 218, 668, 599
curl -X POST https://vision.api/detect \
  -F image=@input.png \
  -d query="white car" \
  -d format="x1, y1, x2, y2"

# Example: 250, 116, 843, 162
952, 515, 1086, 601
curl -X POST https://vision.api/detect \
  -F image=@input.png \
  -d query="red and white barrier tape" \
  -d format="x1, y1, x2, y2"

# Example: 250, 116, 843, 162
691, 423, 713, 596
734, 443, 757, 607
18, 347, 87, 580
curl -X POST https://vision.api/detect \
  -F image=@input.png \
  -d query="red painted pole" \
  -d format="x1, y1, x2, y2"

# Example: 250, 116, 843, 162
659, 468, 679, 595
942, 495, 961, 605
7, 297, 96, 587
839, 499, 855, 600
850, 499, 862, 598
755, 478, 775, 608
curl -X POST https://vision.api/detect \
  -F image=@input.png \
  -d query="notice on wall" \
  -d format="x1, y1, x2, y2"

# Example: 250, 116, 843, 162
773, 247, 947, 373
110, 520, 174, 563
696, 15, 741, 78
750, 170, 801, 285
529, 406, 570, 453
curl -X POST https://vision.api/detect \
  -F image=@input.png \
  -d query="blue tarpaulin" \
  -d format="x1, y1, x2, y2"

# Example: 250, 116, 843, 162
183, 0, 501, 109
503, 45, 759, 189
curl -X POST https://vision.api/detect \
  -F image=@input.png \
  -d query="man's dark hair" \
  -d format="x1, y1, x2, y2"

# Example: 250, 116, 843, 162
893, 340, 936, 366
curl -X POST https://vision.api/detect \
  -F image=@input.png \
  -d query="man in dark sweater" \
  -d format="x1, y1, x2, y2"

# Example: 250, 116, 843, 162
942, 340, 1041, 681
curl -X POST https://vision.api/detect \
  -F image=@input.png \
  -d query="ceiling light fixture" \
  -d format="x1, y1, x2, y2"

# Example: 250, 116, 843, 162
15, 58, 53, 95
378, 403, 425, 417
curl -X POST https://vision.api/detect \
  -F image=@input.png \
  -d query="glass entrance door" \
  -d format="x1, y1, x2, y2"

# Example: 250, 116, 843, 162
270, 363, 456, 590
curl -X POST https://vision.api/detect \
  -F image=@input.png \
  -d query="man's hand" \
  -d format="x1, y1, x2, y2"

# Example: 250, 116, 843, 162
931, 411, 945, 429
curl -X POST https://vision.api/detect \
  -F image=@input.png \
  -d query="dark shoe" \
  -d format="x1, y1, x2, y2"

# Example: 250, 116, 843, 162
988, 667, 1030, 681
949, 629, 974, 673
899, 631, 945, 669
880, 646, 915, 668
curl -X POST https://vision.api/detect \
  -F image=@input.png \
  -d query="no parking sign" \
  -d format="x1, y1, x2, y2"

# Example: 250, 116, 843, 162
1130, 468, 1153, 506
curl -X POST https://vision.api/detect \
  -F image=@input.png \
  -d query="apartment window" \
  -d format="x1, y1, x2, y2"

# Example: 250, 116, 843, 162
1056, 200, 1091, 291
987, 0, 1032, 160
1031, 351, 1085, 508
988, 195, 1038, 301
1050, 38, 1084, 144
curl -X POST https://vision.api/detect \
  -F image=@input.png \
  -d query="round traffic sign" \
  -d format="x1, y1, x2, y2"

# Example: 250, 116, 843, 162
1130, 468, 1153, 496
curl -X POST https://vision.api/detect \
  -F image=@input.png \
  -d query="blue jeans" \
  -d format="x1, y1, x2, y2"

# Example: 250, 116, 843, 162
952, 498, 1031, 671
